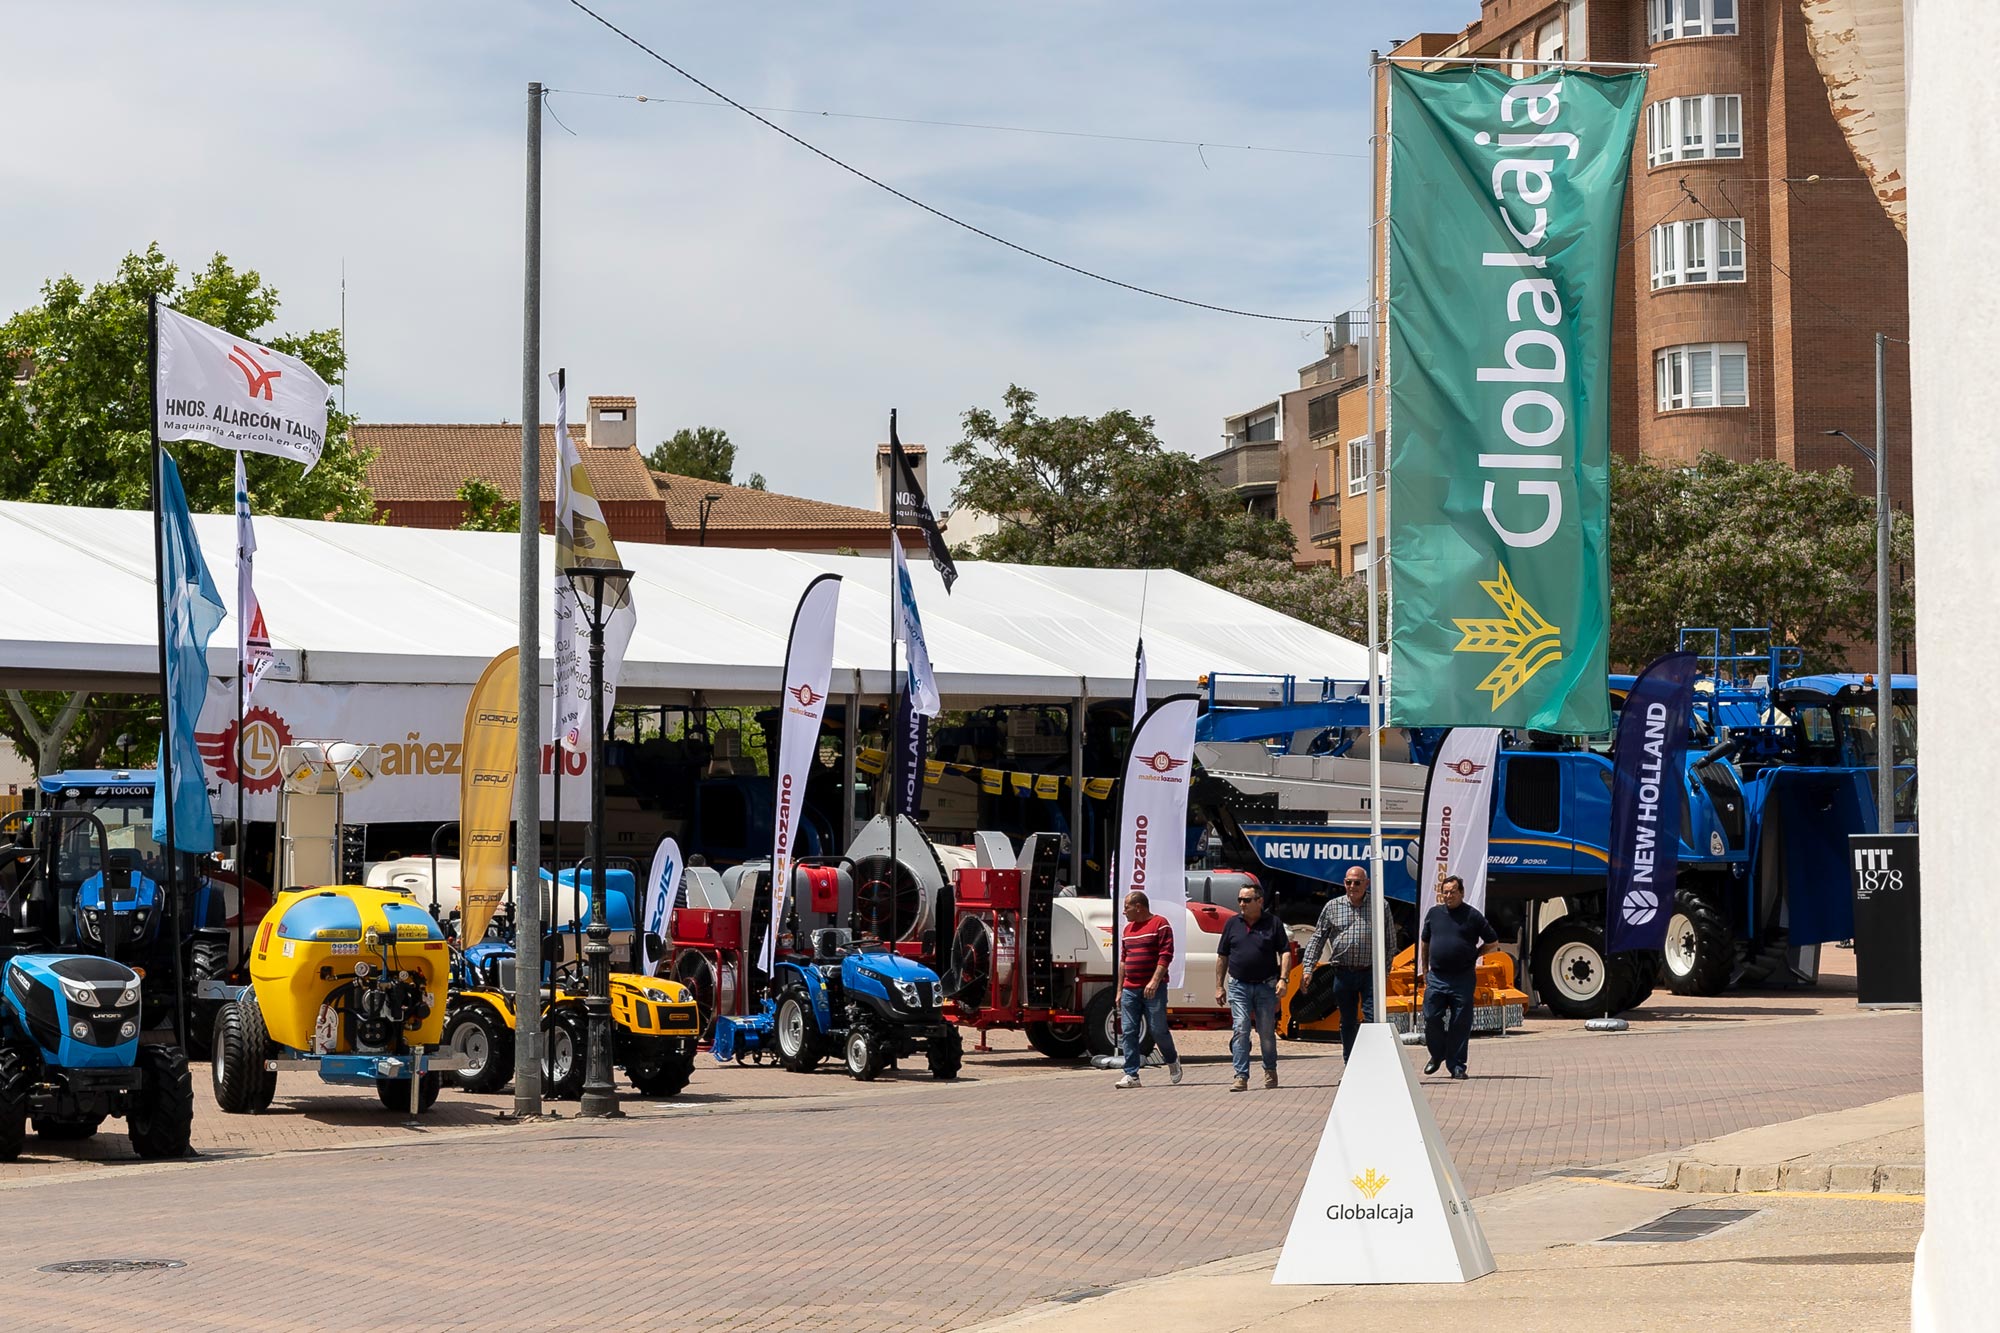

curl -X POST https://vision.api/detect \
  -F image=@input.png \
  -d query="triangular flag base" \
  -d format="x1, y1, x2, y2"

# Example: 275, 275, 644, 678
1271, 1022, 1495, 1285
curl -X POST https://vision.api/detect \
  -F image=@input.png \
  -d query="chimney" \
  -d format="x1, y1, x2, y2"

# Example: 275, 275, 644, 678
586, 395, 637, 451
877, 441, 928, 513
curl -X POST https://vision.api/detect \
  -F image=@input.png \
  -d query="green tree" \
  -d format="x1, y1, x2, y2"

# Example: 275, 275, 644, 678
948, 385, 1293, 570
456, 478, 520, 533
647, 426, 737, 483
746, 471, 767, 491
1608, 452, 1915, 671
1199, 552, 1386, 649
0, 245, 373, 773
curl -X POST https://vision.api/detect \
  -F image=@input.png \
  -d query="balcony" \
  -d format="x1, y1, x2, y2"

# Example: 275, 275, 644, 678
1204, 438, 1280, 494
1309, 496, 1340, 547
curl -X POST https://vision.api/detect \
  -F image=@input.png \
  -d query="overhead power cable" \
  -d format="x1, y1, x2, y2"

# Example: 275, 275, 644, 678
561, 0, 1341, 325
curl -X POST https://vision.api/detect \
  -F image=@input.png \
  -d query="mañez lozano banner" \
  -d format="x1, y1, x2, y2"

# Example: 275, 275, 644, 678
1387, 66, 1645, 734
759, 573, 843, 972
1116, 695, 1198, 989
1605, 652, 1699, 955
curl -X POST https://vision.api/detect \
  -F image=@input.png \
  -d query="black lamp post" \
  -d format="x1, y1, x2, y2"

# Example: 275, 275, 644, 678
562, 561, 633, 1119
698, 493, 722, 547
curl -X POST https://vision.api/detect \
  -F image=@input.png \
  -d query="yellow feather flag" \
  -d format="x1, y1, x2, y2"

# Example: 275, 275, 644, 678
459, 647, 520, 949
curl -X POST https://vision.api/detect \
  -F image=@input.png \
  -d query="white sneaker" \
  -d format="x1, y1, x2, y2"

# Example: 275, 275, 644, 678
1114, 1074, 1141, 1089
1168, 1061, 1184, 1085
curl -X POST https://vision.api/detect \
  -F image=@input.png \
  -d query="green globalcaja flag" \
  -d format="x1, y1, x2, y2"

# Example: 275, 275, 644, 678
1386, 65, 1644, 733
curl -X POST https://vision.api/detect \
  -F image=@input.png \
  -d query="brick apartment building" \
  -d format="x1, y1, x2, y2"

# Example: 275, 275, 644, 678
1215, 0, 1910, 585
357, 395, 917, 552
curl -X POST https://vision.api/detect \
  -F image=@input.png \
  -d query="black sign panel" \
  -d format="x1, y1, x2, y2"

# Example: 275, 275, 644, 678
1848, 834, 1920, 1007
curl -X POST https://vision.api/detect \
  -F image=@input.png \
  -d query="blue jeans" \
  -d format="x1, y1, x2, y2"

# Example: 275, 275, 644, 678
1226, 976, 1279, 1079
1120, 985, 1178, 1078
1423, 971, 1476, 1074
1328, 966, 1373, 1060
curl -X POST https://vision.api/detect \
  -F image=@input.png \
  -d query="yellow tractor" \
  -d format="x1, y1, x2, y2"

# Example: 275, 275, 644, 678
210, 886, 460, 1114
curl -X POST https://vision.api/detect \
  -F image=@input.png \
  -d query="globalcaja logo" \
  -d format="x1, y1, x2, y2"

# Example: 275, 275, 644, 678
227, 344, 283, 401
1326, 1166, 1414, 1223
1351, 1168, 1389, 1199
1453, 563, 1562, 710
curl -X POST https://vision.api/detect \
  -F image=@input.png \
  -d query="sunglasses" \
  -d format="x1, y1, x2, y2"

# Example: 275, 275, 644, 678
1236, 897, 1257, 903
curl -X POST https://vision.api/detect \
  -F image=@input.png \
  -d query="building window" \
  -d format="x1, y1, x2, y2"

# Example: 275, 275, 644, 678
1646, 95, 1745, 167
1655, 342, 1749, 411
1650, 219, 1748, 288
1307, 392, 1337, 439
1241, 411, 1278, 443
1351, 541, 1372, 576
1346, 437, 1369, 496
1648, 0, 1738, 43
1537, 19, 1566, 65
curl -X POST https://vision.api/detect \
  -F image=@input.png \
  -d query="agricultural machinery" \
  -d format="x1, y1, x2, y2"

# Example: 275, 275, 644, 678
443, 868, 700, 1099
761, 924, 960, 1081
210, 885, 461, 1115
0, 809, 194, 1161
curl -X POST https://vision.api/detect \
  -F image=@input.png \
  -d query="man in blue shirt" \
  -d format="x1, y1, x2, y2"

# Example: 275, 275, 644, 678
1418, 874, 1496, 1080
1213, 877, 1291, 1091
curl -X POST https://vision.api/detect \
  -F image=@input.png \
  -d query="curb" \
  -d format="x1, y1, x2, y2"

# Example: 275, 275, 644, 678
1666, 1159, 1924, 1194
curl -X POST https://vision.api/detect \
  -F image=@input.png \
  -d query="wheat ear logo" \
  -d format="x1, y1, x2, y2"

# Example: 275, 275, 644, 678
1351, 1168, 1390, 1200
1452, 563, 1562, 710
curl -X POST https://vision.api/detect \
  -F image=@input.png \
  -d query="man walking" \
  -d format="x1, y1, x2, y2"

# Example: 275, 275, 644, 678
1115, 889, 1181, 1089
1418, 874, 1496, 1080
1214, 876, 1290, 1091
1299, 866, 1373, 1059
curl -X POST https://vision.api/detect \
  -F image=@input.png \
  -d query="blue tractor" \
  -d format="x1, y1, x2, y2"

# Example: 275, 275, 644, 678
0, 810, 194, 1160
769, 928, 962, 1081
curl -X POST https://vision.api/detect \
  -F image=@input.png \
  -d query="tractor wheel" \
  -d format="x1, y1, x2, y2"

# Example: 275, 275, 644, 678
182, 934, 230, 1062
927, 1026, 964, 1080
1531, 921, 1619, 1021
1082, 988, 1153, 1060
844, 1027, 888, 1081
374, 1072, 442, 1113
33, 1116, 103, 1140
1661, 882, 1735, 996
543, 1008, 586, 1101
446, 1004, 514, 1094
673, 952, 721, 1042
774, 988, 823, 1074
1023, 1019, 1089, 1061
625, 1038, 696, 1098
211, 996, 277, 1114
1611, 954, 1658, 1014
0, 1048, 27, 1163
128, 1044, 194, 1160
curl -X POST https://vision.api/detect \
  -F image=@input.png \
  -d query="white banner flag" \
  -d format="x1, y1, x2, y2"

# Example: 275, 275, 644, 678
156, 305, 329, 473
233, 452, 275, 699
759, 574, 843, 972
642, 835, 684, 975
550, 372, 637, 752
1117, 695, 1197, 988
1132, 639, 1148, 720
1417, 727, 1502, 917
891, 533, 940, 718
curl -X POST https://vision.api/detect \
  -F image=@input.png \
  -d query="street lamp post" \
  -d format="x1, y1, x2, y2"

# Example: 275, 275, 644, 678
698, 493, 721, 547
1827, 406, 1895, 833
562, 562, 632, 1119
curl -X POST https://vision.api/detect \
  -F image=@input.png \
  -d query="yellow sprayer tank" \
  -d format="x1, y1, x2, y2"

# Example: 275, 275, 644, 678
250, 886, 450, 1054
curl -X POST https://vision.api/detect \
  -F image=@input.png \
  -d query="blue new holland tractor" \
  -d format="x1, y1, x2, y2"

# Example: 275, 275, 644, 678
770, 928, 963, 1081
0, 810, 194, 1161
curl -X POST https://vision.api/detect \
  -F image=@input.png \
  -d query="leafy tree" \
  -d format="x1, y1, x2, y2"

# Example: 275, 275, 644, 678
0, 245, 372, 773
948, 385, 1294, 570
746, 471, 767, 491
1608, 452, 1915, 671
456, 478, 520, 533
648, 426, 736, 483
1199, 552, 1386, 649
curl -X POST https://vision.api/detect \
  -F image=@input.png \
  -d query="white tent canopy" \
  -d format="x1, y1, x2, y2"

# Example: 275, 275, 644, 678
0, 500, 1368, 704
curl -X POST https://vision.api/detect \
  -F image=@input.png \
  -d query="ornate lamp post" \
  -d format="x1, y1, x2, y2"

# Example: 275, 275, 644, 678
562, 562, 633, 1119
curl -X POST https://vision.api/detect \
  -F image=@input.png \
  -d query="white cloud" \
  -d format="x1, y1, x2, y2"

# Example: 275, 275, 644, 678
2, 0, 1468, 508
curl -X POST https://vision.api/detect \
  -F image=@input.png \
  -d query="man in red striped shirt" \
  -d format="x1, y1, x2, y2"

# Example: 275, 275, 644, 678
1115, 890, 1182, 1088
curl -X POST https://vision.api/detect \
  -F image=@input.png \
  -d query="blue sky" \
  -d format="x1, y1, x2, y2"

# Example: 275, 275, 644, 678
5, 1, 1471, 508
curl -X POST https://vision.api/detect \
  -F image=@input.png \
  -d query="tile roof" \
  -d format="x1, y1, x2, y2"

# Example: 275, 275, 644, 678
588, 395, 637, 409
649, 471, 897, 531
356, 423, 662, 504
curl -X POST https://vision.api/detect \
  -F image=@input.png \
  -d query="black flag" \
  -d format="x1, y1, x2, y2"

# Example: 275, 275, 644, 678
889, 409, 958, 592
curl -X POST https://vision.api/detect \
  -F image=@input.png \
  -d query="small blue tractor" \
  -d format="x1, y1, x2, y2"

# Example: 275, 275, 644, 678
0, 810, 194, 1160
770, 928, 962, 1081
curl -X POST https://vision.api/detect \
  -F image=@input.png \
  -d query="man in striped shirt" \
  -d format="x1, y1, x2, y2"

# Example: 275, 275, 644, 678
1114, 890, 1182, 1089
1299, 867, 1374, 1059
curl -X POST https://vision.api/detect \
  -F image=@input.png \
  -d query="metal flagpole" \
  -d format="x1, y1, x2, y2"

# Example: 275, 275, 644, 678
512, 80, 545, 1117
147, 294, 189, 1051
1874, 332, 1894, 832
886, 412, 901, 935
1364, 54, 1390, 1033
235, 560, 246, 974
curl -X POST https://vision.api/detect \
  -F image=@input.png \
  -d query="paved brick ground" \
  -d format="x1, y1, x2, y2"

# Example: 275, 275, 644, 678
0, 995, 1918, 1333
